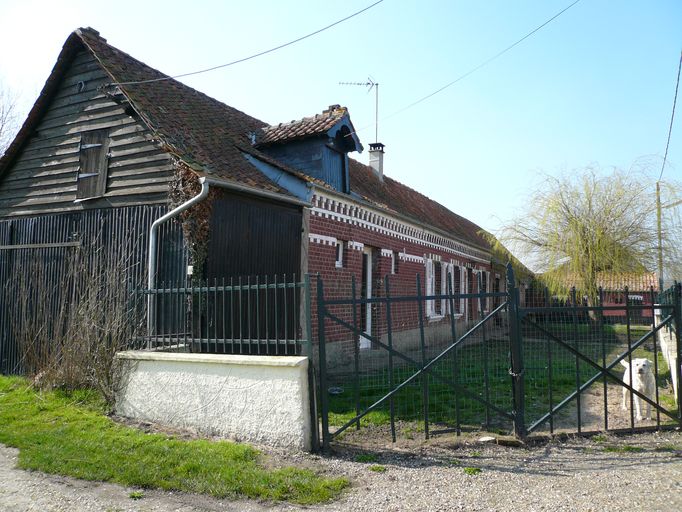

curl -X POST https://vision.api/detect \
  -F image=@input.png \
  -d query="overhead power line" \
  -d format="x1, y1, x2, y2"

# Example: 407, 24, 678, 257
111, 0, 384, 86
658, 50, 682, 182
381, 0, 583, 123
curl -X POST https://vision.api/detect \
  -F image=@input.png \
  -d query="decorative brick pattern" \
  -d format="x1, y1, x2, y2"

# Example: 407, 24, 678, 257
308, 193, 493, 344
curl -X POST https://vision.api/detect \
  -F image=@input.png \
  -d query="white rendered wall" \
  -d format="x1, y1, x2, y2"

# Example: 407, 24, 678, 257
115, 351, 312, 450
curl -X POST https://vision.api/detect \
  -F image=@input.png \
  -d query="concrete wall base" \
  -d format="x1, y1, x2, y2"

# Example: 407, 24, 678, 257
115, 351, 312, 451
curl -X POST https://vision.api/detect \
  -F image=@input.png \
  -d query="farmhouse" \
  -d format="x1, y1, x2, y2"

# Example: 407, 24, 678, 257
0, 27, 503, 372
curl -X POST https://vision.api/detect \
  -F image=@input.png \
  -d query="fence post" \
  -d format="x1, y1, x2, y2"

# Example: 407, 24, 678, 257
316, 275, 331, 451
302, 274, 320, 452
506, 263, 526, 438
674, 282, 682, 425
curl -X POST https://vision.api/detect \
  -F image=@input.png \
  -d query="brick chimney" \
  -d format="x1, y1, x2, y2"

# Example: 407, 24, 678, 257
369, 142, 385, 181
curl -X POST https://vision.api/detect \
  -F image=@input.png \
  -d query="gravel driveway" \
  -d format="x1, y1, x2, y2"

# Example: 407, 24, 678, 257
2, 430, 681, 512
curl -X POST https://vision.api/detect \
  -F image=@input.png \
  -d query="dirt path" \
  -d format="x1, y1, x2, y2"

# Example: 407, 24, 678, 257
2, 430, 682, 512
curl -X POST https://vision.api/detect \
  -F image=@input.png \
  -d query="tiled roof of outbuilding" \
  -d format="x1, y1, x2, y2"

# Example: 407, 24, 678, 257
595, 272, 658, 292
549, 271, 659, 292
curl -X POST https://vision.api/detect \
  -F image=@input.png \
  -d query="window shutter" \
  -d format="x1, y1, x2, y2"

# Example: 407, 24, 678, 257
452, 265, 460, 314
442, 263, 452, 314
461, 266, 467, 317
425, 259, 434, 317
76, 129, 110, 199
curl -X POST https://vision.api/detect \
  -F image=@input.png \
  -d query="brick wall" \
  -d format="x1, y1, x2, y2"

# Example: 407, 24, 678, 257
307, 200, 493, 349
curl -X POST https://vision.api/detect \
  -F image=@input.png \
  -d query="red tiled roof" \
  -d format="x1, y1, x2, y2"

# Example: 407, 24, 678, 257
348, 159, 491, 251
557, 272, 658, 292
78, 29, 297, 193
596, 272, 658, 292
0, 28, 494, 256
260, 105, 348, 146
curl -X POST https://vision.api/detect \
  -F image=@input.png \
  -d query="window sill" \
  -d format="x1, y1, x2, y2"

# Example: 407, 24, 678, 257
427, 314, 445, 323
335, 262, 343, 269
73, 196, 104, 203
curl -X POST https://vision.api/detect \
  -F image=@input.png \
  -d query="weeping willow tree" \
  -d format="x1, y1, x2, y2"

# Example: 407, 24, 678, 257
500, 167, 681, 307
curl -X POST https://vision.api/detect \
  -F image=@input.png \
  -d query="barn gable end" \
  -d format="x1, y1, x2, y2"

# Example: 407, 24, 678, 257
0, 47, 174, 218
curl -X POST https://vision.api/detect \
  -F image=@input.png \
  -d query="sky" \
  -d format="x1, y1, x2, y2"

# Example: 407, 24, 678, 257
0, 0, 680, 241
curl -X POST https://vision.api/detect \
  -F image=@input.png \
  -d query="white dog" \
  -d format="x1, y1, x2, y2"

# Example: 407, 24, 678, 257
621, 358, 656, 421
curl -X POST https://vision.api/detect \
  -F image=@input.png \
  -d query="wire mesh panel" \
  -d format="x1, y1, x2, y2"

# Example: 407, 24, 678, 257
317, 272, 514, 447
316, 268, 682, 449
521, 285, 681, 435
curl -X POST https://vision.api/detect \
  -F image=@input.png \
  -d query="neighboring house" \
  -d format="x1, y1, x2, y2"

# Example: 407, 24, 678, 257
538, 272, 659, 321
596, 272, 658, 321
0, 28, 503, 371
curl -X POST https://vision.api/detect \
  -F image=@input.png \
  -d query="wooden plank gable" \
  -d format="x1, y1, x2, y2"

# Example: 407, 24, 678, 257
0, 50, 174, 217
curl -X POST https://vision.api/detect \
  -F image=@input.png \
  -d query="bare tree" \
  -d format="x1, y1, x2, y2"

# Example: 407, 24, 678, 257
8, 227, 147, 406
0, 82, 19, 157
499, 166, 681, 304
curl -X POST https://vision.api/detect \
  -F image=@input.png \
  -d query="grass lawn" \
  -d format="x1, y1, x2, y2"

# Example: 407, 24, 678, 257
327, 339, 585, 431
0, 376, 347, 504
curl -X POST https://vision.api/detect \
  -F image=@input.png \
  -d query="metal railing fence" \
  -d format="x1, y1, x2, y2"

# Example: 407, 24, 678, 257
314, 265, 682, 449
131, 274, 311, 357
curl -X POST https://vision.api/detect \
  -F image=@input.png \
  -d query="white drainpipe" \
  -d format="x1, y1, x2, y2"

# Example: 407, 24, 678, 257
148, 177, 210, 292
146, 175, 310, 336
147, 177, 210, 335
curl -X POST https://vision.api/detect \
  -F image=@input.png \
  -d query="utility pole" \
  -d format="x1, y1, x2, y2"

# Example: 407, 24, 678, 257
656, 183, 682, 291
656, 51, 682, 291
657, 181, 664, 292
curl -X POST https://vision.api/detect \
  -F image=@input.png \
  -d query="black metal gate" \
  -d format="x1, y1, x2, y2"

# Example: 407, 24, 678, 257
314, 264, 682, 449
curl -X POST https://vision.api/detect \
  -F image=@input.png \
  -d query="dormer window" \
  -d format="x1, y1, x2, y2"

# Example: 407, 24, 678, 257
76, 128, 110, 200
257, 106, 363, 195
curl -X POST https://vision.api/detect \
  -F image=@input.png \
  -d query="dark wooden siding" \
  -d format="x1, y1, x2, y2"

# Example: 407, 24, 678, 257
205, 191, 303, 279
0, 205, 186, 374
262, 139, 346, 192
0, 50, 174, 217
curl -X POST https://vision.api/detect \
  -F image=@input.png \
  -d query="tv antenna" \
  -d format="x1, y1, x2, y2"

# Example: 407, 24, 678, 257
339, 77, 379, 142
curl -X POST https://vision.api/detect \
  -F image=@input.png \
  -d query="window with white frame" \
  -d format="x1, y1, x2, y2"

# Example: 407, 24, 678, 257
335, 240, 344, 268
425, 259, 436, 318
453, 265, 462, 314
426, 257, 444, 318
479, 270, 489, 312
434, 261, 443, 315
442, 263, 453, 314
443, 263, 463, 315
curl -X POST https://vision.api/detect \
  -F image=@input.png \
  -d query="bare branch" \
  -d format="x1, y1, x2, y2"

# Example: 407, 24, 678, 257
498, 166, 682, 300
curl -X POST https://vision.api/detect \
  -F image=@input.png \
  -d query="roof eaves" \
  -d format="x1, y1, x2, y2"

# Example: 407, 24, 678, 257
310, 183, 492, 257
0, 32, 85, 179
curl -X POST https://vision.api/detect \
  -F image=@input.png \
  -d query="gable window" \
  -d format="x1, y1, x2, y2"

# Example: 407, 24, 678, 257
76, 128, 110, 200
335, 240, 344, 268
